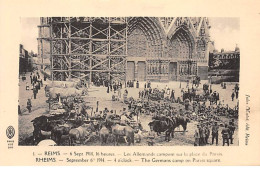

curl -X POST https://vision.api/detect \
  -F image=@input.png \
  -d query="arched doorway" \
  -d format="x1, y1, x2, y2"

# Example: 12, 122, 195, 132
127, 17, 166, 81
169, 26, 194, 59
169, 26, 196, 80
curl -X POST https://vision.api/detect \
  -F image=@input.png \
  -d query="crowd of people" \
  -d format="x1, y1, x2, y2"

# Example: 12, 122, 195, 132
120, 80, 239, 146
20, 70, 239, 146
19, 71, 47, 115
194, 120, 235, 146
106, 81, 123, 94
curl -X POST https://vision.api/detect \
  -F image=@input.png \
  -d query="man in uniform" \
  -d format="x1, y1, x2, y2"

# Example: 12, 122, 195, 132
231, 91, 235, 101
194, 124, 200, 146
33, 86, 37, 99
137, 101, 142, 115
136, 81, 139, 88
211, 121, 219, 145
103, 107, 109, 114
170, 89, 175, 103
221, 124, 230, 146
205, 123, 210, 144
234, 84, 239, 99
147, 123, 156, 146
184, 98, 190, 111
192, 101, 197, 112
199, 123, 205, 146
27, 99, 32, 113
228, 121, 236, 144
30, 72, 33, 84
202, 123, 207, 146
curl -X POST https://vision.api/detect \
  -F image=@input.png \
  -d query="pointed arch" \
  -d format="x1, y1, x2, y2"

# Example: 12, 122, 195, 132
169, 25, 195, 59
127, 17, 166, 58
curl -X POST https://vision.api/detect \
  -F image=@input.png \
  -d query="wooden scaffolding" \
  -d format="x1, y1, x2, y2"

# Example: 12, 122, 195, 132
38, 17, 127, 82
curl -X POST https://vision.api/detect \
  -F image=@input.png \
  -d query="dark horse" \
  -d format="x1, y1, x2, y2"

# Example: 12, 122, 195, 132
149, 116, 175, 142
171, 116, 190, 138
31, 115, 59, 144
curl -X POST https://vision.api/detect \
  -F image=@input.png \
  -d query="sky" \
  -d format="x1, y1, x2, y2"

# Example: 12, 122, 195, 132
20, 17, 239, 54
209, 17, 240, 51
20, 17, 40, 54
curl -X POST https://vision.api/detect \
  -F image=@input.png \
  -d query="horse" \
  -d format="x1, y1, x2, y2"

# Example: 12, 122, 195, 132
89, 116, 104, 133
149, 116, 174, 142
68, 123, 94, 145
99, 123, 110, 145
111, 123, 135, 146
31, 116, 59, 144
51, 122, 73, 145
171, 116, 190, 138
105, 114, 121, 129
49, 87, 86, 100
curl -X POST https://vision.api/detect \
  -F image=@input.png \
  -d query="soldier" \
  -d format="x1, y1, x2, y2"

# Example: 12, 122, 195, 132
96, 101, 99, 112
184, 98, 190, 110
231, 91, 235, 101
205, 123, 210, 144
27, 99, 32, 113
194, 124, 200, 146
113, 83, 117, 92
221, 124, 230, 146
40, 78, 43, 87
186, 80, 189, 88
30, 72, 33, 84
192, 101, 197, 112
211, 121, 219, 145
234, 84, 239, 99
202, 123, 207, 146
228, 121, 236, 144
110, 82, 112, 91
146, 81, 150, 88
170, 90, 175, 102
147, 124, 156, 146
199, 123, 205, 146
136, 81, 139, 88
138, 91, 141, 98
33, 87, 37, 99
103, 107, 109, 114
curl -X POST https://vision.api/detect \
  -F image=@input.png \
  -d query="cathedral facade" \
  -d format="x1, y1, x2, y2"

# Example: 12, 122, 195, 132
38, 17, 212, 82
126, 17, 211, 82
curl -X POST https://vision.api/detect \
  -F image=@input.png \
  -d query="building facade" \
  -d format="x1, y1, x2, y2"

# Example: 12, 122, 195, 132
209, 46, 240, 83
38, 17, 211, 82
19, 44, 33, 74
